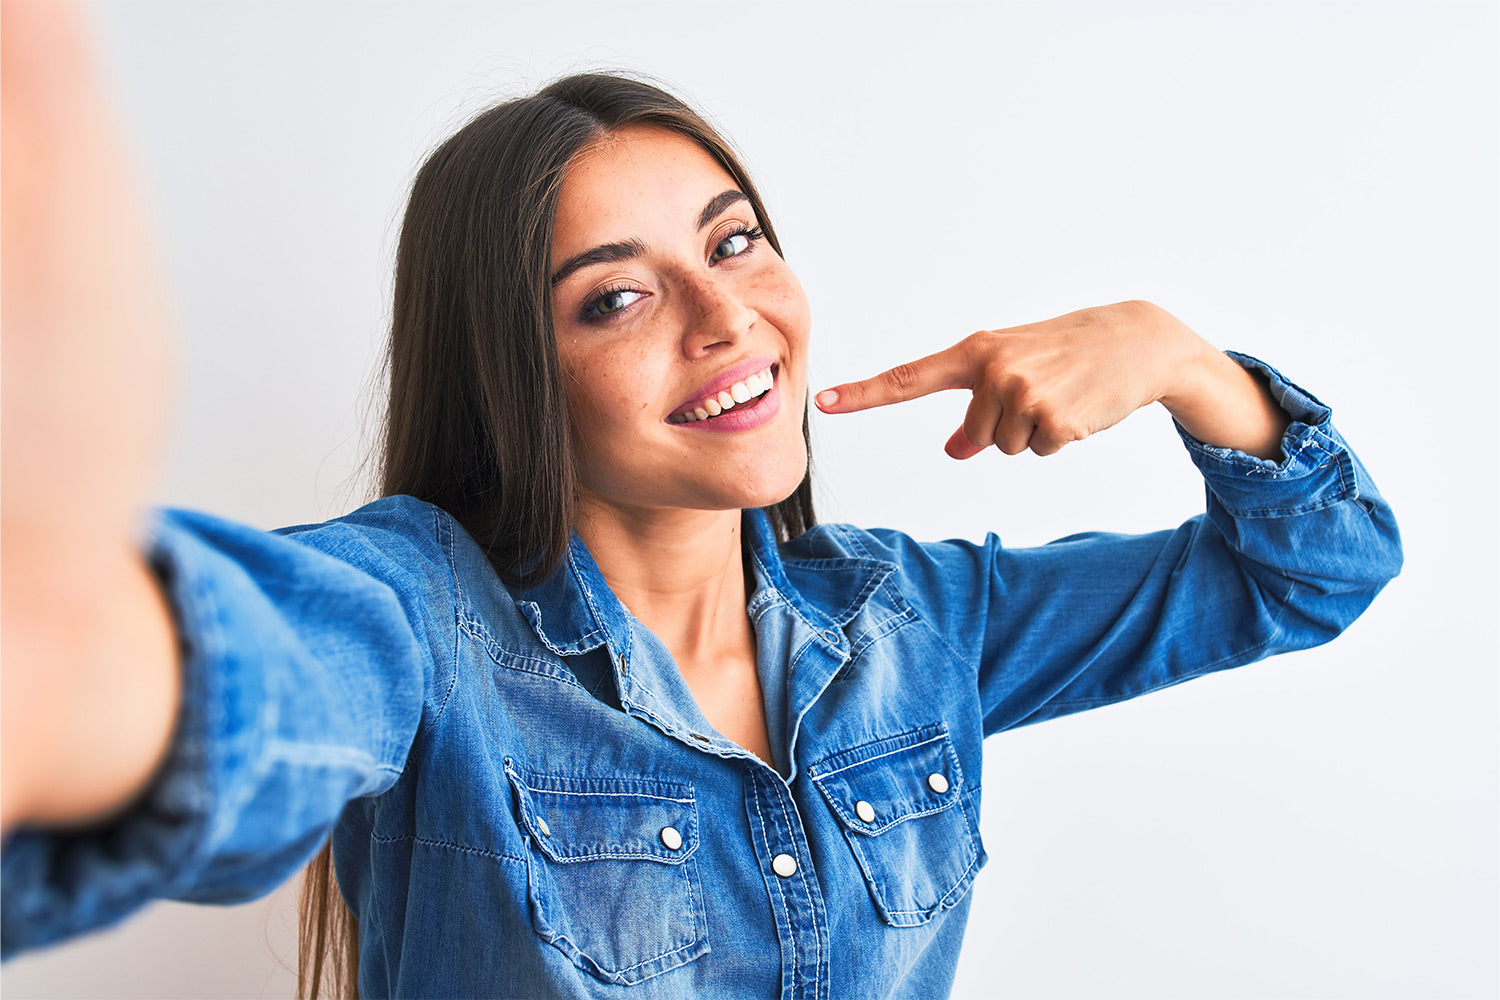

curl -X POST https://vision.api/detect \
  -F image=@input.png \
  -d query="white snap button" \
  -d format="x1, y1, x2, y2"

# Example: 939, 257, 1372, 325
854, 800, 876, 823
660, 826, 683, 851
822, 629, 841, 645
927, 772, 950, 794
536, 816, 551, 837
771, 853, 798, 878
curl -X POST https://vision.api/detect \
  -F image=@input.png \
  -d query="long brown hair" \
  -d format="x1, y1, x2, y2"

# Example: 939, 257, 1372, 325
297, 72, 815, 998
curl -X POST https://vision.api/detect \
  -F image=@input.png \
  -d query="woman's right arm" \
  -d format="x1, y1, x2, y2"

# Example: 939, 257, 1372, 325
0, 3, 446, 956
0, 553, 181, 834
0, 0, 183, 836
3, 501, 456, 957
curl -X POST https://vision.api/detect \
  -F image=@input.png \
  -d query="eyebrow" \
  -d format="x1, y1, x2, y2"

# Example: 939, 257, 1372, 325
696, 189, 748, 230
550, 189, 750, 287
549, 237, 649, 288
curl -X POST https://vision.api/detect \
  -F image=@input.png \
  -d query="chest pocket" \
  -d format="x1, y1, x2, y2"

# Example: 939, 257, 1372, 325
504, 761, 709, 986
808, 723, 983, 927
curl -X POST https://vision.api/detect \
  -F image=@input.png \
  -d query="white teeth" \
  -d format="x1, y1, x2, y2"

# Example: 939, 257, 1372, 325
670, 366, 777, 424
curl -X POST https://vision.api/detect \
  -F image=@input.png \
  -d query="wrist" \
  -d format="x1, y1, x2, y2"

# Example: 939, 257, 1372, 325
1159, 350, 1290, 460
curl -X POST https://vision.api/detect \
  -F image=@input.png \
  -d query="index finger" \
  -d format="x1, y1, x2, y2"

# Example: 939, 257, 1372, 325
814, 340, 973, 413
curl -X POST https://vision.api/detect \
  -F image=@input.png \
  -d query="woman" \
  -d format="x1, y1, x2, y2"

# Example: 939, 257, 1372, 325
0, 10, 1401, 999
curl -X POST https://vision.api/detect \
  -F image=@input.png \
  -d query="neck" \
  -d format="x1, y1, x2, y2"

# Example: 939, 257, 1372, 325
573, 496, 752, 664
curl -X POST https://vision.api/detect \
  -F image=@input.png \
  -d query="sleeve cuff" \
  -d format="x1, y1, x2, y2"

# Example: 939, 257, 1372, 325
2, 512, 255, 957
1173, 352, 1360, 518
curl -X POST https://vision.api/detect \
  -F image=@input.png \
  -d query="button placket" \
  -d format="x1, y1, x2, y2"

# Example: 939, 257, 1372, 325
745, 771, 829, 996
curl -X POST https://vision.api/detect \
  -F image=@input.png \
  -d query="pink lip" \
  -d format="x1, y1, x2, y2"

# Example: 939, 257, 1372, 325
673, 373, 782, 433
667, 355, 779, 419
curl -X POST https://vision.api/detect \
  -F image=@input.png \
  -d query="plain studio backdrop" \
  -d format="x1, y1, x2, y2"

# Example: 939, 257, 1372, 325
3, 1, 1495, 998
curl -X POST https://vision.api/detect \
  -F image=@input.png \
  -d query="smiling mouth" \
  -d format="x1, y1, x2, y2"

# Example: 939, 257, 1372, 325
667, 365, 777, 424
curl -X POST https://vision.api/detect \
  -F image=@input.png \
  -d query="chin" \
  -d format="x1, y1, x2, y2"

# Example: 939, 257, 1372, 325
733, 449, 809, 510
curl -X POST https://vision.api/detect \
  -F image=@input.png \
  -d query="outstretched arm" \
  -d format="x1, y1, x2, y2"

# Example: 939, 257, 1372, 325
1, 0, 180, 833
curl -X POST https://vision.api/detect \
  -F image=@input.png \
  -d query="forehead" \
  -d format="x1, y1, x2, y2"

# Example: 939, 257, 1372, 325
551, 126, 741, 260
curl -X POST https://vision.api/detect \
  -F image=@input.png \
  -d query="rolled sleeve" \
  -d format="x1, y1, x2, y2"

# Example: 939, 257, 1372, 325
1174, 352, 1361, 517
865, 353, 1402, 736
1, 498, 449, 958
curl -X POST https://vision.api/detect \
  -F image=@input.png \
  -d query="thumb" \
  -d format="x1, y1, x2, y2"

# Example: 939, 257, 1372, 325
944, 426, 985, 460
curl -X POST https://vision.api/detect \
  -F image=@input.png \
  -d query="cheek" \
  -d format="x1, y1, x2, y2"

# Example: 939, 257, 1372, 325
559, 346, 659, 452
759, 265, 812, 354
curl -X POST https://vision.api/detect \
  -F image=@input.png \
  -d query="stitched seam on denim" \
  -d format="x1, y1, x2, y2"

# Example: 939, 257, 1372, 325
513, 771, 699, 857
1210, 433, 1356, 516
747, 587, 779, 618
520, 602, 608, 656
459, 614, 587, 690
813, 749, 961, 832
526, 788, 694, 804
683, 858, 705, 964
762, 583, 835, 640
621, 674, 699, 741
520, 773, 692, 792
895, 588, 972, 675
869, 793, 982, 920
881, 847, 980, 918
813, 729, 947, 778
430, 507, 461, 727
847, 605, 917, 660
837, 523, 876, 561
837, 566, 893, 626
541, 849, 691, 864
820, 527, 900, 623
573, 556, 616, 649
370, 831, 525, 865
1216, 491, 1355, 518
781, 777, 822, 992
590, 932, 699, 978
750, 783, 798, 989
826, 794, 957, 835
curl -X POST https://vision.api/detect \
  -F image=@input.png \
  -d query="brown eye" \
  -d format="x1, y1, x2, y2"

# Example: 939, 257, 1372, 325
584, 288, 643, 320
710, 232, 752, 263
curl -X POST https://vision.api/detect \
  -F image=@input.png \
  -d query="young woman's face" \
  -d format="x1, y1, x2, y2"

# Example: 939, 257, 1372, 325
550, 126, 811, 518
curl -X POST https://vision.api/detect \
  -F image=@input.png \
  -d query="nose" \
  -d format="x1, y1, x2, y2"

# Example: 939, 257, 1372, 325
679, 272, 756, 357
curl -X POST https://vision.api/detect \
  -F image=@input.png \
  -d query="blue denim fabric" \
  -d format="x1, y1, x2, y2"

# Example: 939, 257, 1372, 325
1, 355, 1401, 998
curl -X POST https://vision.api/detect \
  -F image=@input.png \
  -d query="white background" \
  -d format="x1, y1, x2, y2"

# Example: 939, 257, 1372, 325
3, 1, 1495, 997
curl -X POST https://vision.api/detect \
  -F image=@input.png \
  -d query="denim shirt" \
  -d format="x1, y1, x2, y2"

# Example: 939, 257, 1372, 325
1, 356, 1401, 998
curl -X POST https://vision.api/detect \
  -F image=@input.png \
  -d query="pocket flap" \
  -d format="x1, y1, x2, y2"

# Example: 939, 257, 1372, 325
506, 763, 699, 866
808, 723, 963, 836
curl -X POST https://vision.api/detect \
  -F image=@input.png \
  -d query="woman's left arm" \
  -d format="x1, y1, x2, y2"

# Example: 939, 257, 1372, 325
815, 299, 1288, 460
817, 299, 1402, 732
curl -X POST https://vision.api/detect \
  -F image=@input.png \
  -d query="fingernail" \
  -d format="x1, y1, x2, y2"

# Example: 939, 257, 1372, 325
815, 389, 838, 409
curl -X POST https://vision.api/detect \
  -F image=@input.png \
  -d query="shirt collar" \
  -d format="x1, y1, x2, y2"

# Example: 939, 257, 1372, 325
512, 508, 895, 664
